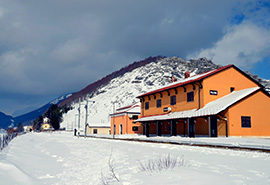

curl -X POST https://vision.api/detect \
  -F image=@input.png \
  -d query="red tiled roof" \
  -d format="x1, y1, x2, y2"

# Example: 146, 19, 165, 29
137, 64, 234, 98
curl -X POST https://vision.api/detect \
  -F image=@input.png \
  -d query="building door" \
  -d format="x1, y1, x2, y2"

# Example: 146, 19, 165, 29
171, 120, 177, 136
210, 115, 218, 137
157, 121, 162, 136
188, 118, 195, 137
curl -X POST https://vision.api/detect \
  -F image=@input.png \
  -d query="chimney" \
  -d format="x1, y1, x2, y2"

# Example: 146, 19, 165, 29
171, 76, 176, 82
185, 71, 190, 78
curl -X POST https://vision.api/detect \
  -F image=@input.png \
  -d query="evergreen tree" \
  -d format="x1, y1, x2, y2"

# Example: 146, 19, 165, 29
33, 116, 43, 131
17, 123, 24, 133
45, 104, 62, 130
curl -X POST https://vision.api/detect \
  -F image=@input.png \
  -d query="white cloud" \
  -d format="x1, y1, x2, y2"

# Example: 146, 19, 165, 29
187, 22, 270, 68
0, 0, 269, 114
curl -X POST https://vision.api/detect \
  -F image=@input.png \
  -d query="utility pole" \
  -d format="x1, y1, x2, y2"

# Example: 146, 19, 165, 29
84, 95, 95, 138
78, 98, 81, 136
84, 95, 89, 138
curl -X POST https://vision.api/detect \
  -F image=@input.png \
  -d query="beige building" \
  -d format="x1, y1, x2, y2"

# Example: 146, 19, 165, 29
86, 124, 110, 135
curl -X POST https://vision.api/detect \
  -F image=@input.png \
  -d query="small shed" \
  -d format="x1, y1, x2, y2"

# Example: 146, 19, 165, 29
86, 124, 110, 135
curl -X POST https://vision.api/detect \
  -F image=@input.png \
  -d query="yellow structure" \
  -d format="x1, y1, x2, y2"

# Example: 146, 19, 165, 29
41, 117, 53, 131
135, 64, 270, 137
41, 123, 53, 131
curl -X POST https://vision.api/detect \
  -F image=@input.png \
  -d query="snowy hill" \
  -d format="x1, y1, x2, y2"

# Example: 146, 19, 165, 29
60, 56, 270, 131
60, 57, 222, 130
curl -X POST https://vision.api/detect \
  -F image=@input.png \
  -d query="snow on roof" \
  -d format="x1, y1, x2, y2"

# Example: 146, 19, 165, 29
116, 102, 139, 112
110, 102, 141, 116
87, 122, 111, 127
137, 64, 234, 98
135, 87, 260, 122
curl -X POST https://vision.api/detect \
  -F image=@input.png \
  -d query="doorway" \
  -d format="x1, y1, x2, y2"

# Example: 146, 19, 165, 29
210, 115, 218, 137
171, 120, 177, 136
188, 118, 195, 137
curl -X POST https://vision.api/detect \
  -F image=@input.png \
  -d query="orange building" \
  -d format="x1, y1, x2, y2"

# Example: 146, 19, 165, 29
135, 64, 270, 137
110, 102, 142, 135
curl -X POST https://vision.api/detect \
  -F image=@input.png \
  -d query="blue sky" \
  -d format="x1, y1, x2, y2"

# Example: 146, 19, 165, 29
0, 0, 269, 115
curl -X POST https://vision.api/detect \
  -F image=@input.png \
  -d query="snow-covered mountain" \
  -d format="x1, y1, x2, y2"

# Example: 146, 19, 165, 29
60, 57, 221, 130
60, 56, 270, 131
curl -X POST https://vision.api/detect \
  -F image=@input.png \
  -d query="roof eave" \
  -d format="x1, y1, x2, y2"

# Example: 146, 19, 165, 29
136, 64, 234, 99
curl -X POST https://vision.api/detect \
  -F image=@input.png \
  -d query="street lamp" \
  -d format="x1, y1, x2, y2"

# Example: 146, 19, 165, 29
77, 98, 81, 136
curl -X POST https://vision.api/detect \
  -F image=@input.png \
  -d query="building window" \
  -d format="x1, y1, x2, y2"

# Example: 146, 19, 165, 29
210, 90, 218, 95
145, 102, 149, 110
132, 115, 138, 120
187, 91, 194, 102
230, 87, 235, 92
157, 99, 161, 108
241, 116, 251, 128
170, 95, 176, 105
132, 126, 139, 131
93, 129, 98, 134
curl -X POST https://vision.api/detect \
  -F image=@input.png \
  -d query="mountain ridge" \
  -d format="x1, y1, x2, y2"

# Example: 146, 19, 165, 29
60, 57, 227, 129
58, 56, 165, 107
60, 56, 270, 130
1, 56, 269, 130
0, 93, 72, 129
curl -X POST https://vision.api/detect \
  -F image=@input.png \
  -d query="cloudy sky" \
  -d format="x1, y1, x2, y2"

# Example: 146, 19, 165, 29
0, 0, 269, 116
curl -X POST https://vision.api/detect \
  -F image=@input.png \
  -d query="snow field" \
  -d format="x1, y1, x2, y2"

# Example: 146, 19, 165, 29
0, 132, 270, 185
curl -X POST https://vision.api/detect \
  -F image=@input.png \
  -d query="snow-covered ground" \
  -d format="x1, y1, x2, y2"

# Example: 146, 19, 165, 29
1, 132, 270, 185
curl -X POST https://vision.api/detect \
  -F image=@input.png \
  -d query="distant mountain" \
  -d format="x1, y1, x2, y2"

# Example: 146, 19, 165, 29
0, 112, 14, 130
245, 71, 270, 92
0, 94, 72, 130
60, 56, 270, 130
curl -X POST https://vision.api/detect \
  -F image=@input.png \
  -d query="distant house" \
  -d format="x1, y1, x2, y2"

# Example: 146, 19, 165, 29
86, 124, 110, 135
135, 64, 270, 137
110, 102, 142, 135
41, 117, 53, 131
